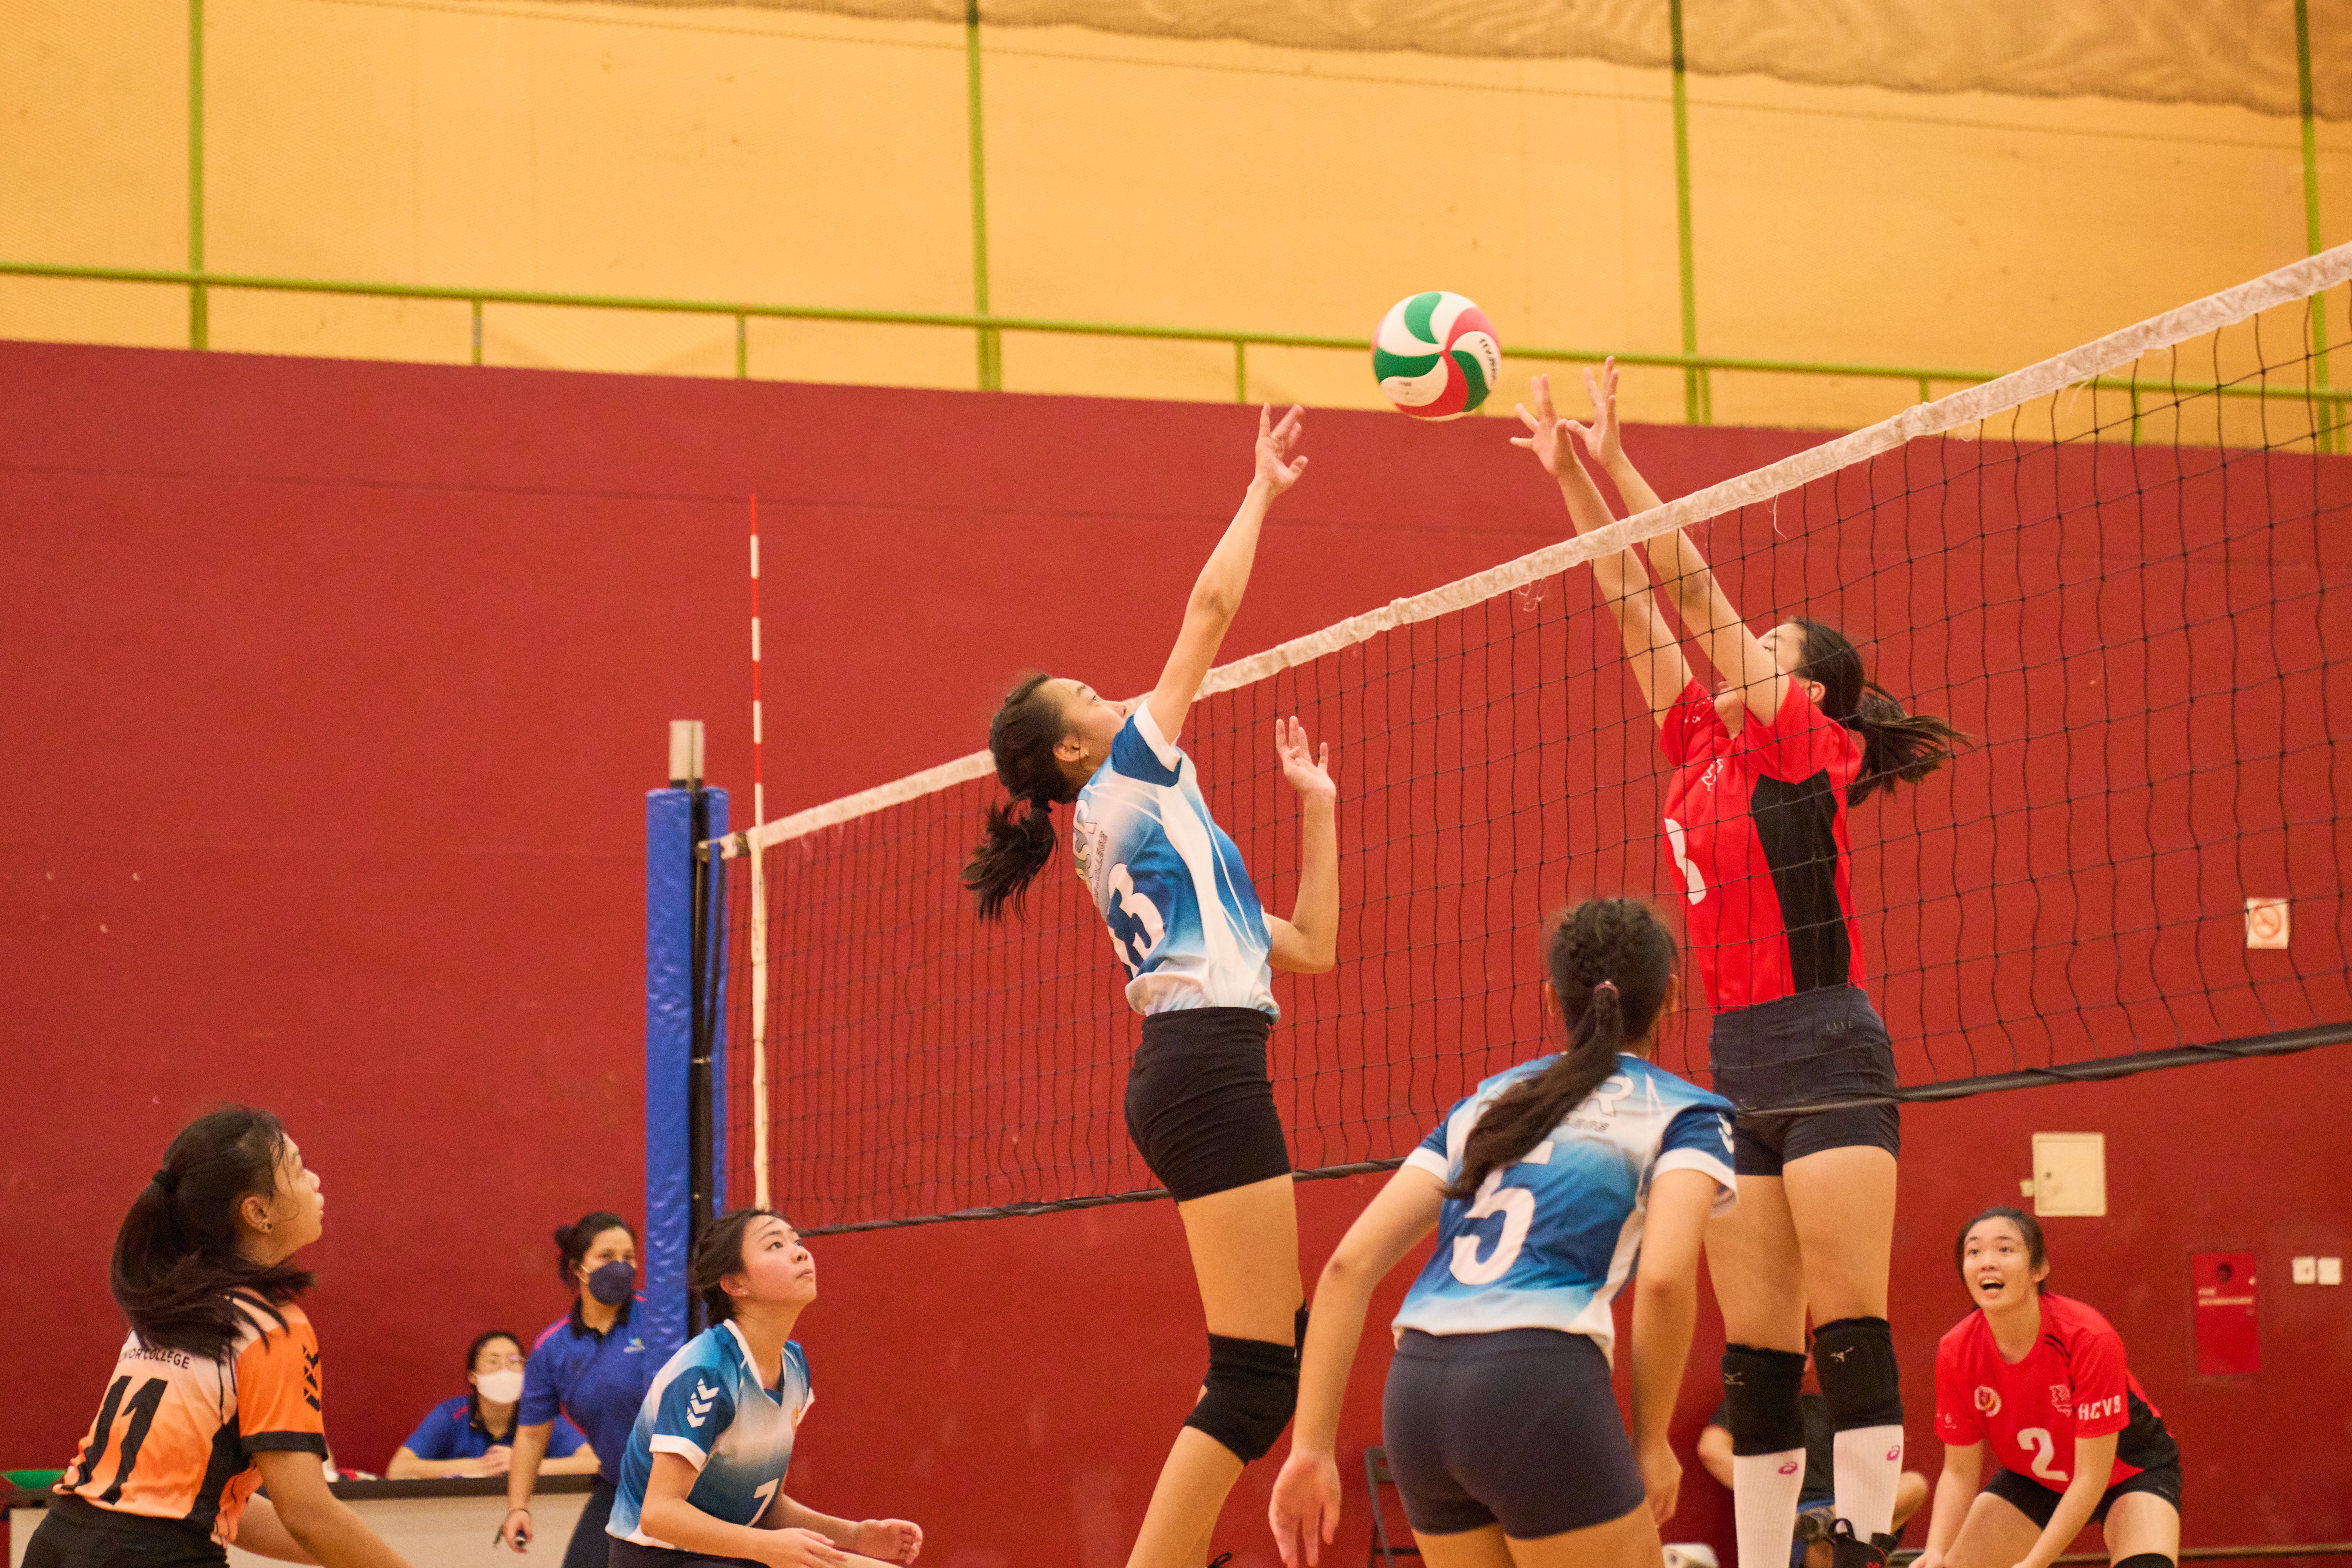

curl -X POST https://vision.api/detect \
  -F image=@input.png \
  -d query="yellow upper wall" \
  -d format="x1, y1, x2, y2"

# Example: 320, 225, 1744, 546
0, 0, 2342, 428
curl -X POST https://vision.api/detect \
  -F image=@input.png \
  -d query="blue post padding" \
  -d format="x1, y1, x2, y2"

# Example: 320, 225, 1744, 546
644, 789, 694, 1364
701, 789, 729, 1213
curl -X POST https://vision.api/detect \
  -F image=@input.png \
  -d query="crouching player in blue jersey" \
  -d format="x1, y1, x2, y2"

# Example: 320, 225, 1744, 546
1268, 899, 1737, 1568
604, 1211, 922, 1568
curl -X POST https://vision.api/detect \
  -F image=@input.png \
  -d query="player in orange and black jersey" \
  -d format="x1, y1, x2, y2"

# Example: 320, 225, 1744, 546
1514, 362, 1969, 1568
27, 1107, 413, 1568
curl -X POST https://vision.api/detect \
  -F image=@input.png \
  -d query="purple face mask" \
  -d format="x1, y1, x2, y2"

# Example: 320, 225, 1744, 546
585, 1259, 635, 1305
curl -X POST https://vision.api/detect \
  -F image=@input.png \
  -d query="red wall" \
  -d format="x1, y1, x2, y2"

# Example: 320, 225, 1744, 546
4, 343, 2347, 1567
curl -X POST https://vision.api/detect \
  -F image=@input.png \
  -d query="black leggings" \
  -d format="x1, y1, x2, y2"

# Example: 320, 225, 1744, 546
562, 1479, 619, 1568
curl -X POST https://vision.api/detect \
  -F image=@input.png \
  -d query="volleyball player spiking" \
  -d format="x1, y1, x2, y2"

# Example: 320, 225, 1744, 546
961, 404, 1338, 1568
1513, 362, 1969, 1568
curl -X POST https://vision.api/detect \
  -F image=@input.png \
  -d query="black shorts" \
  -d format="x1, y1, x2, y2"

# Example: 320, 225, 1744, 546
24, 1497, 226, 1567
1380, 1328, 1645, 1539
608, 1540, 761, 1568
1707, 986, 1901, 1176
1125, 1006, 1291, 1202
1987, 1463, 2182, 1529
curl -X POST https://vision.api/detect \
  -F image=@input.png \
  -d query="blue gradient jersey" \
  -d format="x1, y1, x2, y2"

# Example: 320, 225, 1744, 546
607, 1322, 814, 1549
1393, 1054, 1737, 1357
1071, 704, 1277, 1017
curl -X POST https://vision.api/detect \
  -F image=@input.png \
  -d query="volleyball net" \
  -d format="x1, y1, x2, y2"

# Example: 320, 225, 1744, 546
706, 247, 2352, 1234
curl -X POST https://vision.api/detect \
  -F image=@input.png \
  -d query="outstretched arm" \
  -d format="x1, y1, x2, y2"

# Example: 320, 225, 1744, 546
1514, 367, 1691, 727
1146, 406, 1310, 744
1568, 359, 1783, 721
1264, 717, 1337, 974
1267, 1165, 1446, 1568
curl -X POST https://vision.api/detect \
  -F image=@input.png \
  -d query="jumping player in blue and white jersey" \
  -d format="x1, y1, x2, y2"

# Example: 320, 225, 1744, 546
605, 1210, 921, 1568
962, 405, 1340, 1568
1270, 900, 1736, 1568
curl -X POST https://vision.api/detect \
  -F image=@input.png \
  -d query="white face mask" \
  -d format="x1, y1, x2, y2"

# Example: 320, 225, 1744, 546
475, 1369, 525, 1405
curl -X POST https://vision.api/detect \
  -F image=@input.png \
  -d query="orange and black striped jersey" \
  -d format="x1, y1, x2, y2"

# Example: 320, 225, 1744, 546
56, 1293, 327, 1546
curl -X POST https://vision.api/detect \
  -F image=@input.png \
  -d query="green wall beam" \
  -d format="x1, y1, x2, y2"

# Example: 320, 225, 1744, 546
2297, 0, 2335, 451
966, 1, 1000, 391
1669, 0, 1708, 424
188, 0, 206, 350
11, 259, 2346, 410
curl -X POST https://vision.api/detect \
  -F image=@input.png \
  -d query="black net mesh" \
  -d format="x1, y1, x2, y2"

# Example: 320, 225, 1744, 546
718, 283, 2351, 1234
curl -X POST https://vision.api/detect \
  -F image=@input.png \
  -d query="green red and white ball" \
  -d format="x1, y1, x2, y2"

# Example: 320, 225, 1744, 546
1373, 291, 1502, 420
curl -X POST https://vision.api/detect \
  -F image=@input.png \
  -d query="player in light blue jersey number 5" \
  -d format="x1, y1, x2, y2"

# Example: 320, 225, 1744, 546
1271, 899, 1737, 1568
605, 1210, 920, 1568
962, 405, 1341, 1568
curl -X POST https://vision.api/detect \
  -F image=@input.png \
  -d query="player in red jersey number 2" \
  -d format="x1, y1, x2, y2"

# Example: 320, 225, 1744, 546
1919, 1208, 2182, 1568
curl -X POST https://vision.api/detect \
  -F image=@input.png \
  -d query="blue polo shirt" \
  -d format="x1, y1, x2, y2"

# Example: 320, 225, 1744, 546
520, 1299, 655, 1487
400, 1397, 590, 1462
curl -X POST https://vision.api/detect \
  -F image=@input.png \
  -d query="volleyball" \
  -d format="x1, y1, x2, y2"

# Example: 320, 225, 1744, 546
1372, 291, 1502, 420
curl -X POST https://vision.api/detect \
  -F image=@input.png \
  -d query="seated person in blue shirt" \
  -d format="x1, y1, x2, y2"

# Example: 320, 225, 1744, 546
1698, 1363, 1928, 1568
389, 1331, 599, 1480
607, 1208, 924, 1568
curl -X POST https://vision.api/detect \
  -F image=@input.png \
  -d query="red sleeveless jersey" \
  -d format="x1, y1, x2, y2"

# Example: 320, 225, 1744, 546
1660, 678, 1865, 1012
1933, 1293, 2179, 1488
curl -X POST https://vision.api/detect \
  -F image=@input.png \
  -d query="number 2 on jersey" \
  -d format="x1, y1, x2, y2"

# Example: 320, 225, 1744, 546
2016, 1427, 2068, 1483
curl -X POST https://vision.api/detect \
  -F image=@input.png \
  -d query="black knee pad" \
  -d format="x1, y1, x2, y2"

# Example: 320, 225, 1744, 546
1184, 1332, 1299, 1463
1813, 1316, 1903, 1430
1722, 1343, 1808, 1455
2113, 1555, 2174, 1568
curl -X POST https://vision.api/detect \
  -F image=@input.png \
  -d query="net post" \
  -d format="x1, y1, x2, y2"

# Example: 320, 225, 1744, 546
649, 725, 727, 1347
470, 299, 483, 366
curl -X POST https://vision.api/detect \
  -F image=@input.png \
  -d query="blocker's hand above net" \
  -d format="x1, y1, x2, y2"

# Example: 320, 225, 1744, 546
1566, 355, 1625, 467
1511, 374, 1576, 477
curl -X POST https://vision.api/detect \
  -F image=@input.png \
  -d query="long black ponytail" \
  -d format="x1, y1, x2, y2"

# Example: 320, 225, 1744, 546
962, 673, 1080, 921
112, 1106, 314, 1359
1447, 899, 1679, 1200
1789, 618, 1974, 806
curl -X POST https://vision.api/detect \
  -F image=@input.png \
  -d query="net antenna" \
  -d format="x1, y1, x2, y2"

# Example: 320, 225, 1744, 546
747, 496, 772, 1211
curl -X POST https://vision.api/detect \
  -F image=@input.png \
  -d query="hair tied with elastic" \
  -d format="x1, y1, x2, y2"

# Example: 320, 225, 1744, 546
151, 1169, 179, 1195
1592, 980, 1618, 997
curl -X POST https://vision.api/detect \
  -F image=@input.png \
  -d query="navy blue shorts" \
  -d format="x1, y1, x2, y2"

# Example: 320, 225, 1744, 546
1707, 986, 1901, 1176
1381, 1328, 1644, 1539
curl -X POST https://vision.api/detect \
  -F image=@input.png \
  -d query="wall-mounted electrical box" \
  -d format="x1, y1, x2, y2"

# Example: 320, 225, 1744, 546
2031, 1132, 2107, 1217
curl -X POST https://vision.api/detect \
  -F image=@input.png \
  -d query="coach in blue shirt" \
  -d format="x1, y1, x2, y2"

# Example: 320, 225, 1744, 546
500, 1212, 655, 1568
389, 1330, 598, 1479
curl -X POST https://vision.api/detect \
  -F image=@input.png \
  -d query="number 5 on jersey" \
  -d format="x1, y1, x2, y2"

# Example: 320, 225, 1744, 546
1450, 1143, 1553, 1285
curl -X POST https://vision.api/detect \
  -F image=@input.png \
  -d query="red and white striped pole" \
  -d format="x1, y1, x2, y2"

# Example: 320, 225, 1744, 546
748, 494, 771, 1209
